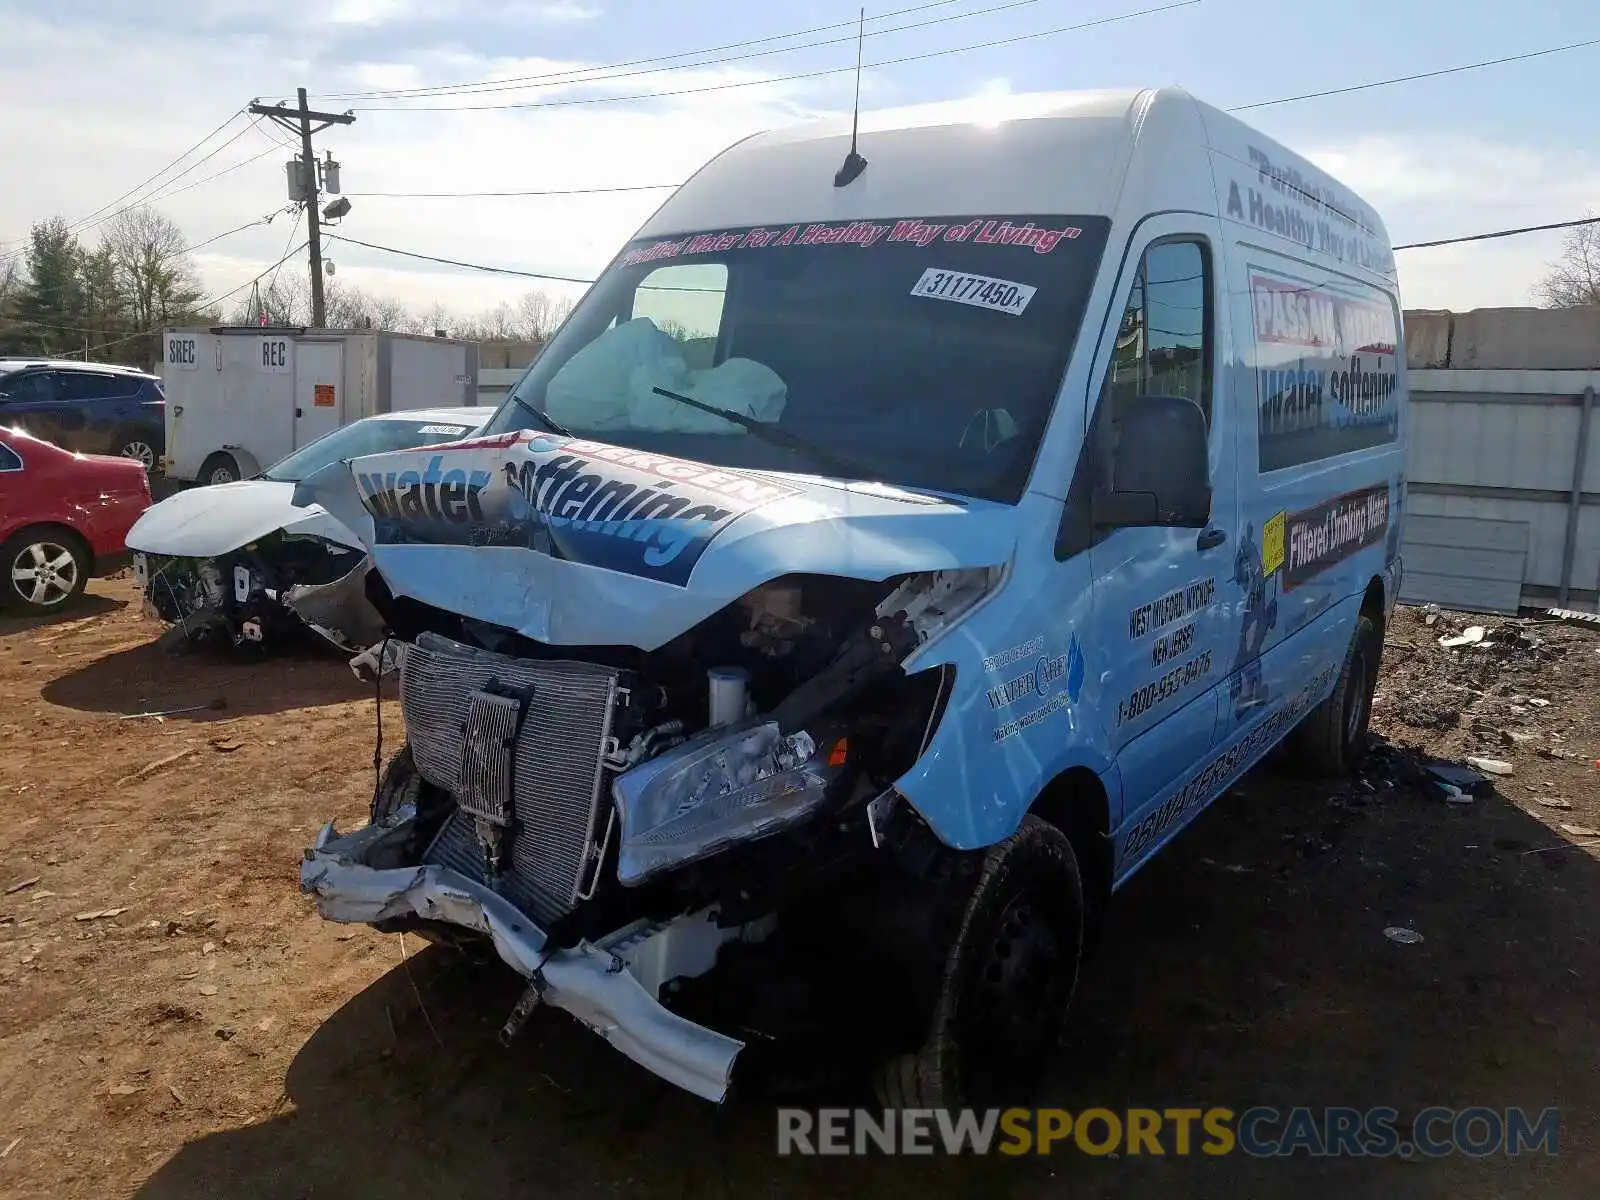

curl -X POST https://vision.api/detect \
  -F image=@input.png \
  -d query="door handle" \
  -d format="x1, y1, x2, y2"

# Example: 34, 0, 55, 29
1196, 528, 1227, 551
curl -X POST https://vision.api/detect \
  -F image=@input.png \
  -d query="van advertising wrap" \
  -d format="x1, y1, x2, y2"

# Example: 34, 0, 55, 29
1250, 267, 1400, 471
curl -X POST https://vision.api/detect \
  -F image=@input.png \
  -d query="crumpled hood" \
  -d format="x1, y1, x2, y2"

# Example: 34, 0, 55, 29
294, 431, 1018, 650
126, 478, 362, 558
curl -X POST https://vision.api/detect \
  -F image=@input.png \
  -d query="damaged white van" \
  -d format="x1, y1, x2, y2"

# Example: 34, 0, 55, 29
296, 87, 1406, 1107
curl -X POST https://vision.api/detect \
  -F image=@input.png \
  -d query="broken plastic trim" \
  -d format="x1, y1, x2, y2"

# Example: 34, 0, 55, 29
300, 820, 745, 1102
282, 556, 385, 652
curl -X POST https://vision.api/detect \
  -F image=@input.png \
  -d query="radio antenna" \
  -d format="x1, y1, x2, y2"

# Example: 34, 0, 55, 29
834, 7, 869, 187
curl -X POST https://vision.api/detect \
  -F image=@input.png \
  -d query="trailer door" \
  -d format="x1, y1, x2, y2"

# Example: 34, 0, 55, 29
294, 339, 345, 448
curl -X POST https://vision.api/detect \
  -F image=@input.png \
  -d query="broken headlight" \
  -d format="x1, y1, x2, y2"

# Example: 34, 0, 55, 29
611, 718, 829, 886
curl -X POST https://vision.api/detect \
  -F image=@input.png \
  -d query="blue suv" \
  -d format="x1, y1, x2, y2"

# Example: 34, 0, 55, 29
0, 359, 165, 471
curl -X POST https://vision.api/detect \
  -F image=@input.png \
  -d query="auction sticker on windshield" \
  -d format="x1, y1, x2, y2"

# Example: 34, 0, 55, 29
910, 268, 1036, 316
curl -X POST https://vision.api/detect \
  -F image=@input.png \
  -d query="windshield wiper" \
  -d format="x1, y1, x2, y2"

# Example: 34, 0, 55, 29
650, 386, 875, 481
509, 392, 572, 437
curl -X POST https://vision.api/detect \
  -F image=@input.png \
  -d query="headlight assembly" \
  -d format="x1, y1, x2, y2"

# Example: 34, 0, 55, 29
611, 718, 830, 886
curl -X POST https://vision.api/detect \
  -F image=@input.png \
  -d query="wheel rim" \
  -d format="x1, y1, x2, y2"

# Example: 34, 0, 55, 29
10, 541, 79, 608
209, 465, 236, 485
962, 895, 1071, 1101
1344, 646, 1370, 744
120, 441, 155, 469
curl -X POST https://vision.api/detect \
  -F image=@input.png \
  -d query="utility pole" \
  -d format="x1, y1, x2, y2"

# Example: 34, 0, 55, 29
248, 90, 353, 328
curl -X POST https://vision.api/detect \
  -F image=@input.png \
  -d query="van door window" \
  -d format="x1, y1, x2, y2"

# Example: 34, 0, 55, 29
1105, 240, 1212, 426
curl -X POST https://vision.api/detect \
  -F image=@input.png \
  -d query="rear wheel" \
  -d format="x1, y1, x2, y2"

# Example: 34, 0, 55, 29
114, 433, 157, 472
873, 815, 1083, 1109
1289, 613, 1380, 775
198, 452, 239, 485
2, 529, 90, 615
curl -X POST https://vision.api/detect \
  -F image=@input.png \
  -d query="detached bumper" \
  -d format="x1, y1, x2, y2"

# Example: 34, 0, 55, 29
300, 822, 744, 1102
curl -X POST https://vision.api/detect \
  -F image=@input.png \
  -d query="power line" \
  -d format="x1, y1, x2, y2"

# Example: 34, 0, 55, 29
0, 110, 245, 251
325, 233, 596, 284
347, 183, 679, 198
351, 0, 1202, 112
309, 0, 972, 101
1394, 215, 1600, 251
0, 124, 281, 268
1227, 35, 1600, 112
331, 0, 1044, 107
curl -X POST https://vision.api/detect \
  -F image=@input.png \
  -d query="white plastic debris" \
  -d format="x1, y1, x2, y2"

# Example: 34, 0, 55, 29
1384, 926, 1424, 945
1465, 756, 1514, 777
1438, 626, 1487, 648
1439, 783, 1474, 805
1528, 698, 1551, 709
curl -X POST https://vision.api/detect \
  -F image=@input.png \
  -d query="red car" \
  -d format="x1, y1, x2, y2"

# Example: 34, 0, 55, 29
1, 426, 151, 615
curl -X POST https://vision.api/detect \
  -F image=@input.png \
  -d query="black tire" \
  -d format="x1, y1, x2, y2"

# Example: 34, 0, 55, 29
873, 815, 1083, 1109
1, 527, 91, 615
198, 452, 240, 486
1288, 613, 1380, 775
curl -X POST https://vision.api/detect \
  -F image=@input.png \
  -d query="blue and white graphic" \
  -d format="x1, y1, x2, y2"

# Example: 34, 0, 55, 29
1230, 521, 1279, 720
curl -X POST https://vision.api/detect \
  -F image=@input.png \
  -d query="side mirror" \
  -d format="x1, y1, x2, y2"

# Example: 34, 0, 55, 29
1092, 394, 1211, 530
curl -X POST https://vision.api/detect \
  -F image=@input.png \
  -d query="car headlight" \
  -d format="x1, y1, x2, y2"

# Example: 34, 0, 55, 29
612, 718, 830, 886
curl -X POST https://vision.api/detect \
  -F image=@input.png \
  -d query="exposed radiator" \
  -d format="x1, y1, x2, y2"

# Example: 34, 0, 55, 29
400, 631, 622, 926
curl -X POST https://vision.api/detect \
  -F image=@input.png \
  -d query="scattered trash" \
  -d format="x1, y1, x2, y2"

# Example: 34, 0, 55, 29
3, 876, 41, 895
73, 907, 129, 922
1425, 762, 1489, 793
119, 698, 227, 721
1535, 796, 1574, 810
1465, 756, 1514, 777
1439, 783, 1474, 805
0, 1136, 18, 1159
1558, 824, 1600, 840
1384, 926, 1424, 945
116, 747, 198, 787
1438, 626, 1487, 648
196, 983, 218, 996
1527, 698, 1551, 708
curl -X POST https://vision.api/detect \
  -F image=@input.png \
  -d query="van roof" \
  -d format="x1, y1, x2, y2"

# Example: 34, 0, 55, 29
641, 86, 1394, 283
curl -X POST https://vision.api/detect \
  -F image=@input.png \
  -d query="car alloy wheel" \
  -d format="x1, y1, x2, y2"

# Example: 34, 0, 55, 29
119, 440, 156, 470
9, 540, 80, 609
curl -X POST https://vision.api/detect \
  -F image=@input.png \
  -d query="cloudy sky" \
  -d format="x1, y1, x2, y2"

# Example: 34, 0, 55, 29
1, 0, 1595, 322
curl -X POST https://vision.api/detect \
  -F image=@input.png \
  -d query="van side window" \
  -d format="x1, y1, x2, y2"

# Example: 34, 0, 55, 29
1103, 240, 1212, 427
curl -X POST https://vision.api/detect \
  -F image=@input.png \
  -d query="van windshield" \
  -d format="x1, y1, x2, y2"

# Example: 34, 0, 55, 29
264, 415, 482, 483
485, 214, 1110, 503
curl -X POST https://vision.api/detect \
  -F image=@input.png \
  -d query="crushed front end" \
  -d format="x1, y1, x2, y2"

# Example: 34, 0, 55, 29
135, 532, 379, 654
301, 570, 981, 1101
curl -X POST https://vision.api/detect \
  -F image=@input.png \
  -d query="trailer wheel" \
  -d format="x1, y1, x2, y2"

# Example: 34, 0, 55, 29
1289, 613, 1380, 775
872, 815, 1083, 1109
198, 452, 240, 486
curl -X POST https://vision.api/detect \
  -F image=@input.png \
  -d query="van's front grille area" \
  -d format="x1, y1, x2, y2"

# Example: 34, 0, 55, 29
399, 632, 621, 926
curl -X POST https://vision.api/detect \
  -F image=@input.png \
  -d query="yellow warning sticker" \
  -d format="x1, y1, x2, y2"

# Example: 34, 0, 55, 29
1262, 510, 1286, 576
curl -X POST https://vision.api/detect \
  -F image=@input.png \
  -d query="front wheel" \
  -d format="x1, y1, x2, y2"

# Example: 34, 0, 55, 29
873, 815, 1084, 1109
2, 529, 90, 615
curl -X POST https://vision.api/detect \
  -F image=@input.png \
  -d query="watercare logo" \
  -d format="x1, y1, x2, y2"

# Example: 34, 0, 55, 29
776, 1107, 1560, 1158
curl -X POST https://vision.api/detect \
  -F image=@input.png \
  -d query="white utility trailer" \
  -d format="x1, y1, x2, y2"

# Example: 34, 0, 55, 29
158, 326, 481, 484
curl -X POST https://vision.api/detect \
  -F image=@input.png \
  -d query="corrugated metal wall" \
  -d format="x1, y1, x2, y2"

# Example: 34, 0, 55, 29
1405, 369, 1600, 613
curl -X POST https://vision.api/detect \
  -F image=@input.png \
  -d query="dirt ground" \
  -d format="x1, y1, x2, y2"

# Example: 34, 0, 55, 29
2, 579, 1597, 1199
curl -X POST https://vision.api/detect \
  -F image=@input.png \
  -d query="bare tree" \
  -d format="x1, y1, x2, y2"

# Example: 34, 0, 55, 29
1534, 215, 1600, 308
